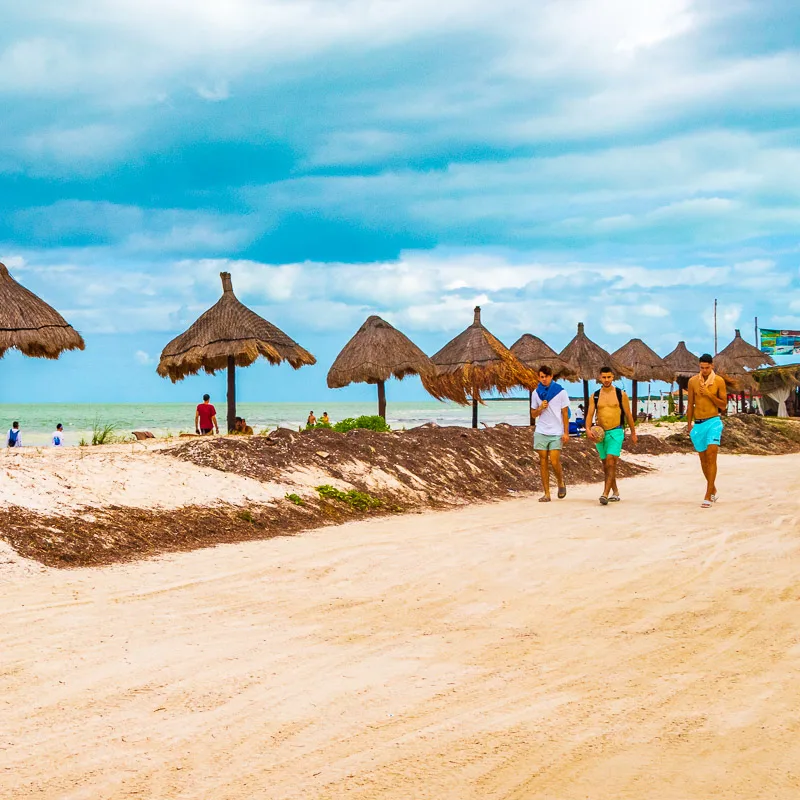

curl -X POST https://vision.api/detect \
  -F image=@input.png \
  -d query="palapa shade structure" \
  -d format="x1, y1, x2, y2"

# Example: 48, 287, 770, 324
715, 329, 775, 408
327, 315, 439, 419
158, 272, 316, 432
0, 261, 85, 359
753, 363, 800, 417
429, 306, 538, 428
611, 338, 676, 419
510, 334, 579, 426
662, 341, 699, 415
559, 322, 633, 411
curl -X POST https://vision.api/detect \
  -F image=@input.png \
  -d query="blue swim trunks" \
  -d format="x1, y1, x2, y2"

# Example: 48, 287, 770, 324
690, 416, 723, 452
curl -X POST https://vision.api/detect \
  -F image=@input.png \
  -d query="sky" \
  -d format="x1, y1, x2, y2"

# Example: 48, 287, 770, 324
1, 0, 799, 404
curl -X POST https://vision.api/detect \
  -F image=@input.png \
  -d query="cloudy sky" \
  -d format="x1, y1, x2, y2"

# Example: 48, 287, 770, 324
1, 0, 797, 402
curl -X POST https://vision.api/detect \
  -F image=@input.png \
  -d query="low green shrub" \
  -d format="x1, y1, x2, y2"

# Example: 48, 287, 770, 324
237, 509, 254, 523
316, 484, 382, 511
285, 493, 306, 506
655, 414, 686, 423
333, 415, 391, 433
91, 420, 119, 446
305, 421, 332, 430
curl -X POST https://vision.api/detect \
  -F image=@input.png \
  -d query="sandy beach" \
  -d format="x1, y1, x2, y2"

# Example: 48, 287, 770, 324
3, 452, 799, 799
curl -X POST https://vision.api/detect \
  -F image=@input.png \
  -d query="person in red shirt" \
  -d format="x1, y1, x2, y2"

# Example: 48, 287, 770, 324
195, 394, 219, 435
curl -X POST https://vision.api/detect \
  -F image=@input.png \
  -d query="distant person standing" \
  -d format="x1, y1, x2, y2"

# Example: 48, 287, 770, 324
687, 354, 727, 508
586, 366, 638, 505
52, 423, 65, 447
307, 411, 317, 426
195, 394, 219, 435
530, 365, 570, 502
320, 411, 330, 425
7, 421, 22, 448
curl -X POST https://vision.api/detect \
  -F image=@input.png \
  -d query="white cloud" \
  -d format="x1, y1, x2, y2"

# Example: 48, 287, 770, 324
134, 350, 153, 365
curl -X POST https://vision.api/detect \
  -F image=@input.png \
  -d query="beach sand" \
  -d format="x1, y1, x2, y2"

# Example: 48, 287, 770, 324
2, 453, 799, 799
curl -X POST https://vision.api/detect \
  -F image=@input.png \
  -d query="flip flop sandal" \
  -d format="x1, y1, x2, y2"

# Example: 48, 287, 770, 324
599, 496, 609, 506
701, 500, 713, 508
557, 486, 567, 499
609, 495, 621, 502
710, 494, 718, 502
539, 496, 551, 503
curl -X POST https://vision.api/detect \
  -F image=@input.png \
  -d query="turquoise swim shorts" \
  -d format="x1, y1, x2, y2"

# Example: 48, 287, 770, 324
594, 427, 624, 459
690, 416, 723, 453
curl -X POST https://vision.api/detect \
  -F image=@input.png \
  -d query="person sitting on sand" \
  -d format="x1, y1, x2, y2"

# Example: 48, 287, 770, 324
687, 353, 727, 508
7, 421, 22, 448
585, 366, 638, 505
233, 417, 254, 435
530, 365, 570, 502
52, 424, 65, 447
307, 411, 317, 426
195, 394, 219, 436
320, 412, 330, 425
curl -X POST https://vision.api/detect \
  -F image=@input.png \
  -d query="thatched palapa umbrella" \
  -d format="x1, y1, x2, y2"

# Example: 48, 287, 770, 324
158, 272, 316, 432
611, 338, 675, 419
327, 315, 439, 419
662, 341, 699, 415
559, 322, 633, 412
429, 306, 538, 428
716, 329, 775, 409
510, 334, 579, 425
0, 261, 85, 359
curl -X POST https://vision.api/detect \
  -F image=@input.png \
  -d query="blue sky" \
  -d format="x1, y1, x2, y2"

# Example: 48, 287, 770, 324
1, 0, 798, 403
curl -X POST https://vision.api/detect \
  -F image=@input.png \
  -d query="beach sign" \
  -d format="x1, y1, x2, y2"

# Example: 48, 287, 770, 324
760, 328, 800, 356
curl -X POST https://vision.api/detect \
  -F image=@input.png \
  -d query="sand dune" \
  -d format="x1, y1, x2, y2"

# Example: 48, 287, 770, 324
2, 453, 799, 799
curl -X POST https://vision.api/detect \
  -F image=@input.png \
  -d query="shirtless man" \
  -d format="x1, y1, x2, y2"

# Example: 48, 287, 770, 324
585, 366, 638, 505
686, 353, 727, 508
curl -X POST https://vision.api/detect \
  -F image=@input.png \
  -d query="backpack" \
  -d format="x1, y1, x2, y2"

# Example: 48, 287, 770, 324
593, 387, 625, 428
8, 429, 19, 447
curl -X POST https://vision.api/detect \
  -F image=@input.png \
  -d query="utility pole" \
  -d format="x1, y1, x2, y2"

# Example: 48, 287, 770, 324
714, 298, 718, 355
755, 316, 759, 347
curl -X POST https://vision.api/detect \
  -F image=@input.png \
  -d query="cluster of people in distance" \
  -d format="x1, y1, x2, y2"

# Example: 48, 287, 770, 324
531, 353, 726, 508
7, 421, 65, 448
195, 394, 253, 435
307, 411, 330, 426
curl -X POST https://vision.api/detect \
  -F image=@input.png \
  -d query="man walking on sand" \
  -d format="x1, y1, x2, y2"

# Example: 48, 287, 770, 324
195, 394, 219, 436
530, 365, 570, 502
687, 353, 727, 508
586, 366, 638, 505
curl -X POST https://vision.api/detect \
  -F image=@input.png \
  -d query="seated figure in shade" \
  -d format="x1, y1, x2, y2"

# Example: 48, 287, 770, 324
233, 417, 254, 435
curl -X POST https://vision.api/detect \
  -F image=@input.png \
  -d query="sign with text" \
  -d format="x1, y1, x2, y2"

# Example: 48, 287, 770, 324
760, 328, 800, 356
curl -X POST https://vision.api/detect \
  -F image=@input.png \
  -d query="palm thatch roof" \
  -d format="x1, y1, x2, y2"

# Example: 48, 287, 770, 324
510, 334, 579, 381
558, 322, 633, 380
715, 329, 775, 391
429, 306, 538, 403
157, 272, 316, 382
0, 262, 85, 359
752, 363, 800, 394
611, 338, 675, 383
662, 341, 699, 379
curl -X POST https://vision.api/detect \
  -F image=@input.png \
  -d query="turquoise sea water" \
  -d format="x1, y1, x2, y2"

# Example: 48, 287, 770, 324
0, 400, 550, 446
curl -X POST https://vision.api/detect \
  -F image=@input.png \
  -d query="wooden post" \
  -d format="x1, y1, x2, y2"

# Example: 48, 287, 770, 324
678, 381, 685, 416
583, 379, 589, 417
377, 380, 386, 420
529, 389, 534, 427
227, 355, 236, 433
472, 395, 479, 428
632, 379, 638, 423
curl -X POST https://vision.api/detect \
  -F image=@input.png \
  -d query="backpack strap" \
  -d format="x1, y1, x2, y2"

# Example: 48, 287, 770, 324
616, 387, 624, 427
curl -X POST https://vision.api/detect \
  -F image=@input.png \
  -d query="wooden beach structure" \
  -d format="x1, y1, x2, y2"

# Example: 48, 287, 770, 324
0, 261, 85, 359
715, 329, 775, 412
559, 322, 633, 412
753, 363, 800, 417
611, 338, 675, 419
510, 334, 578, 425
327, 315, 440, 420
662, 341, 699, 416
157, 272, 316, 432
429, 306, 538, 428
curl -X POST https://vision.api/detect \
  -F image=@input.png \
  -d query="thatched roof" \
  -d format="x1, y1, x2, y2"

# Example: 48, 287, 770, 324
611, 338, 675, 383
714, 329, 775, 391
0, 262, 85, 359
327, 315, 437, 388
429, 306, 538, 403
510, 334, 579, 380
753, 363, 800, 393
662, 341, 699, 379
158, 272, 316, 382
558, 322, 633, 380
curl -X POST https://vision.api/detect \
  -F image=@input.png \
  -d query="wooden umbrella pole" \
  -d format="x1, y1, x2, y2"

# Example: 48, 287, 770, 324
377, 379, 387, 420
678, 384, 684, 416
472, 394, 479, 429
583, 379, 589, 417
227, 355, 236, 433
632, 379, 638, 423
529, 389, 534, 427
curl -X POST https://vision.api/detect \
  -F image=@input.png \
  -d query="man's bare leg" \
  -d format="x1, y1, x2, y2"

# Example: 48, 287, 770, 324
704, 445, 718, 500
698, 450, 711, 489
549, 450, 565, 493
538, 450, 551, 500
603, 454, 618, 498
